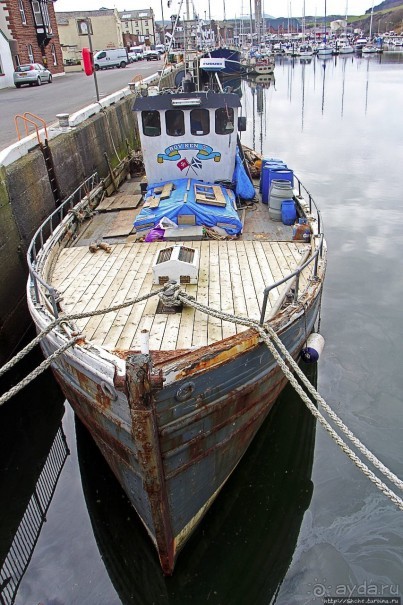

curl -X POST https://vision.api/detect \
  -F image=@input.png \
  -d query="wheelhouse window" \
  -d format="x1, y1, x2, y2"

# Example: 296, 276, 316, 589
166, 110, 185, 136
215, 107, 234, 135
190, 108, 209, 135
142, 110, 161, 137
27, 44, 34, 63
18, 0, 27, 25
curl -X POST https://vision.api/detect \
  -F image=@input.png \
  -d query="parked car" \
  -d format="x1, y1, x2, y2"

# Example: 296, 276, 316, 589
129, 46, 145, 60
144, 51, 160, 61
13, 63, 52, 88
128, 52, 139, 63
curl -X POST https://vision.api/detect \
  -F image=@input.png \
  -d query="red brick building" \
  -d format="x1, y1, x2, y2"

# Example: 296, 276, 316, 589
3, 0, 64, 73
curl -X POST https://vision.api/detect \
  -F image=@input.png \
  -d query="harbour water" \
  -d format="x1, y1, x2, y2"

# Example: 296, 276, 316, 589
1, 51, 403, 604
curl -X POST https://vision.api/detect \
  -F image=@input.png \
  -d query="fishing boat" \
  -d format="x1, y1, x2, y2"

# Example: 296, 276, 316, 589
242, 53, 275, 76
26, 66, 327, 575
205, 47, 243, 75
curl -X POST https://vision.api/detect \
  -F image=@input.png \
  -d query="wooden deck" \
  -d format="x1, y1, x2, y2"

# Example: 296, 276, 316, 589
51, 239, 311, 352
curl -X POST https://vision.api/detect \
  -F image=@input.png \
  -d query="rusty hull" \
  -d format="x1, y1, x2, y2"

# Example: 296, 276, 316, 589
43, 286, 323, 575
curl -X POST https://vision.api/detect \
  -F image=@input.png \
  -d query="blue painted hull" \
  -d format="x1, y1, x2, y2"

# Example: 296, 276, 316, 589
45, 291, 322, 574
207, 48, 243, 74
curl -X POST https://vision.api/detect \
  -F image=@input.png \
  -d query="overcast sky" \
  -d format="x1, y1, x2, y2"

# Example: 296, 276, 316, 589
55, 1, 373, 22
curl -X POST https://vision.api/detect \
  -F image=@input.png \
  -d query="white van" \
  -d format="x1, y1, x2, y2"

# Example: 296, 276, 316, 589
129, 46, 145, 60
93, 48, 128, 70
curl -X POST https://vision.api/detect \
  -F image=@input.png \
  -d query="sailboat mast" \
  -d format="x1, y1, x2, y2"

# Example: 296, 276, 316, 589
369, 0, 374, 39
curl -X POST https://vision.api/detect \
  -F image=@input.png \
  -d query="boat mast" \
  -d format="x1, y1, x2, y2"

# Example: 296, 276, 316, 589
369, 0, 374, 40
249, 0, 253, 46
255, 0, 262, 46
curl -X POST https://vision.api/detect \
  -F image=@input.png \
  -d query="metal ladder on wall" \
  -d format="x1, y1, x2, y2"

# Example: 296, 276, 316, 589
40, 140, 61, 205
14, 113, 61, 205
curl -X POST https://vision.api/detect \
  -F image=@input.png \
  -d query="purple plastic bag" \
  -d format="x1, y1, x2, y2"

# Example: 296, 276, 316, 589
145, 228, 165, 242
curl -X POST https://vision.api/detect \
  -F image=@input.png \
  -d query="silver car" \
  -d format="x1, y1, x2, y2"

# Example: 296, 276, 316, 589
13, 63, 53, 88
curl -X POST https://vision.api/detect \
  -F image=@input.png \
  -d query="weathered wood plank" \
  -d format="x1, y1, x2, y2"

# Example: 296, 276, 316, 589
234, 240, 261, 321
191, 240, 209, 347
218, 241, 237, 338
98, 194, 142, 211
102, 243, 152, 349
175, 240, 200, 350
227, 240, 249, 334
104, 210, 135, 238
207, 240, 223, 344
252, 241, 280, 307
52, 234, 309, 353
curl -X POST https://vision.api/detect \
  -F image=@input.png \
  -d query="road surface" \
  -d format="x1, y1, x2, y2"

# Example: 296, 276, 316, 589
0, 59, 164, 151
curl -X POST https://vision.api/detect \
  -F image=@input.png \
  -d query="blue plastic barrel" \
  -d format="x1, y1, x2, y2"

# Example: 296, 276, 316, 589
260, 158, 286, 193
270, 168, 294, 188
281, 200, 297, 225
262, 164, 286, 203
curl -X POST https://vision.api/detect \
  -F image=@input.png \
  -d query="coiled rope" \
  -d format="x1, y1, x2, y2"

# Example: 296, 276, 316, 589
1, 281, 402, 511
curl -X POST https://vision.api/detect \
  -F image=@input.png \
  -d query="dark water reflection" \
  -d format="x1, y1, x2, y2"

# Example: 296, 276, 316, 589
1, 52, 403, 604
241, 52, 403, 603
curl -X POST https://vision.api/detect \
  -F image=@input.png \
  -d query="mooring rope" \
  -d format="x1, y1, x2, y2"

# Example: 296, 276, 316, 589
0, 287, 166, 395
0, 336, 81, 407
172, 288, 403, 510
1, 281, 402, 511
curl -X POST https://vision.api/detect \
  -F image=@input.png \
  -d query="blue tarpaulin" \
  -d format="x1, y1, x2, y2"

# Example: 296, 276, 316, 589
232, 148, 256, 200
134, 178, 242, 235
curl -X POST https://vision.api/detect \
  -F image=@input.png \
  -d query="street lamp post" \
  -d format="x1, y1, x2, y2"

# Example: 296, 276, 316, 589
86, 18, 100, 102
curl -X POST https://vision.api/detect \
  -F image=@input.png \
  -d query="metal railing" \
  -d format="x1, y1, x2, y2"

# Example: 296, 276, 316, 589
259, 174, 325, 325
27, 173, 99, 318
14, 112, 49, 143
0, 426, 69, 605
259, 233, 324, 325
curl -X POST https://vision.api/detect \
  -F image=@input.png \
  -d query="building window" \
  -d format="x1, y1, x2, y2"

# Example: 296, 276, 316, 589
18, 0, 27, 25
32, 1, 43, 25
27, 44, 34, 63
51, 44, 57, 66
41, 1, 53, 34
142, 111, 161, 137
15, 55, 21, 67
